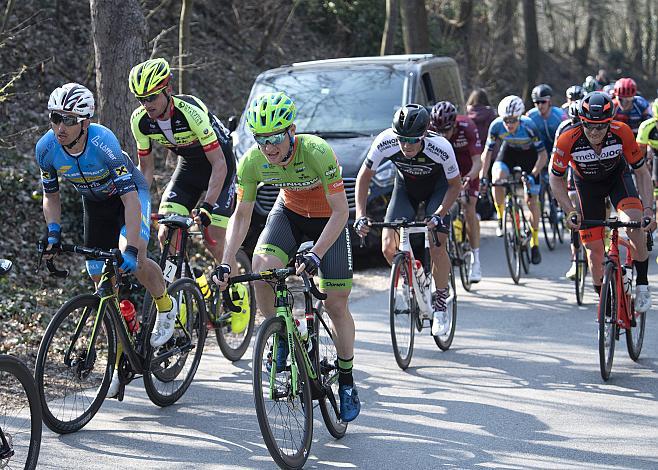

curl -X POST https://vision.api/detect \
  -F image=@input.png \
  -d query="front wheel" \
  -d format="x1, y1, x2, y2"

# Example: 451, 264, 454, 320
315, 301, 348, 439
575, 239, 588, 306
598, 264, 617, 381
253, 316, 313, 470
0, 355, 42, 470
389, 253, 415, 370
35, 294, 115, 434
503, 204, 521, 284
144, 278, 207, 407
434, 267, 457, 351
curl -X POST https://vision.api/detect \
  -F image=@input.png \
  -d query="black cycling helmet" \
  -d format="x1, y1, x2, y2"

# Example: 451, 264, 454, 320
531, 84, 553, 102
578, 91, 615, 123
566, 85, 584, 101
392, 104, 430, 137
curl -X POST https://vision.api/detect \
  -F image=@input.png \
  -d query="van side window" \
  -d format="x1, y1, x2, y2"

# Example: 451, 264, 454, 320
430, 66, 464, 111
420, 72, 435, 105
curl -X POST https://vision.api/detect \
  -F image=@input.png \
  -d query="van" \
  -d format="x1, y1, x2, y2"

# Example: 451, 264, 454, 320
230, 54, 465, 252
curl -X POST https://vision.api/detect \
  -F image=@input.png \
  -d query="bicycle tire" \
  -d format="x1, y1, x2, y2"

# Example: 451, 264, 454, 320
315, 301, 348, 439
457, 220, 473, 291
575, 242, 587, 306
389, 253, 415, 370
598, 264, 617, 381
503, 204, 521, 284
434, 267, 457, 351
519, 208, 531, 275
253, 316, 313, 469
0, 355, 42, 470
215, 248, 256, 361
144, 278, 207, 407
626, 277, 646, 361
541, 187, 557, 251
35, 294, 115, 434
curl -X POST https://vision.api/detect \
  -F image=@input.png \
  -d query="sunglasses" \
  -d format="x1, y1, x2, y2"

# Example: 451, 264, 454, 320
533, 100, 549, 105
582, 121, 609, 131
49, 112, 83, 127
136, 91, 162, 103
503, 117, 519, 125
253, 129, 289, 146
397, 135, 424, 144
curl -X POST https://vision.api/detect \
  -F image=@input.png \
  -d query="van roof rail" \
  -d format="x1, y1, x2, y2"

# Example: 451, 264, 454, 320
289, 54, 435, 67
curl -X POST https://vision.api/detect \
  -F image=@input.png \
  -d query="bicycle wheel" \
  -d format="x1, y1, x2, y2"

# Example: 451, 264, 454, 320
503, 204, 521, 284
389, 253, 415, 370
0, 355, 42, 470
575, 241, 587, 306
434, 267, 457, 351
598, 264, 617, 381
253, 316, 313, 470
541, 187, 557, 251
215, 248, 256, 361
35, 294, 115, 434
626, 282, 646, 362
315, 301, 348, 439
457, 224, 473, 292
144, 278, 207, 407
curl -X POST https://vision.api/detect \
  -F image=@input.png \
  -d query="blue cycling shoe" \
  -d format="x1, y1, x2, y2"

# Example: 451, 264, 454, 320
338, 384, 361, 422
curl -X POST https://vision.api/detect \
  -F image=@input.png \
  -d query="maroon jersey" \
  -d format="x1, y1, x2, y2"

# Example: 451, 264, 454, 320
449, 115, 482, 175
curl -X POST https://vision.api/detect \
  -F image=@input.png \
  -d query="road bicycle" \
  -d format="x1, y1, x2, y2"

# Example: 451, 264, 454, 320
448, 189, 474, 291
34, 244, 206, 434
225, 242, 344, 469
367, 219, 456, 370
0, 260, 42, 470
149, 214, 255, 361
539, 172, 566, 251
492, 168, 532, 284
581, 218, 651, 381
572, 229, 588, 305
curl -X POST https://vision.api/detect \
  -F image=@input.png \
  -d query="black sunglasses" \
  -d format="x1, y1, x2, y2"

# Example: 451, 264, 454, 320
49, 112, 82, 127
582, 121, 609, 131
137, 91, 162, 103
533, 99, 549, 104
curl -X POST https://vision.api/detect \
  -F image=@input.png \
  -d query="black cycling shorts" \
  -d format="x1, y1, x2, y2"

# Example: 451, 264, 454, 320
254, 201, 353, 291
495, 142, 538, 175
385, 174, 450, 230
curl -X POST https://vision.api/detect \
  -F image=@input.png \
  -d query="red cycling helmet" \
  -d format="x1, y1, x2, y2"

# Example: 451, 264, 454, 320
429, 101, 458, 131
614, 78, 637, 98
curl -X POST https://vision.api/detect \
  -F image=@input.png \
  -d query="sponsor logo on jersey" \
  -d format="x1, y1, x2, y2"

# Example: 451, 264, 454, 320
376, 138, 398, 152
323, 280, 348, 288
308, 142, 327, 154
296, 166, 306, 173
393, 161, 435, 176
324, 165, 338, 177
572, 143, 621, 162
90, 135, 116, 160
114, 165, 129, 176
178, 101, 203, 126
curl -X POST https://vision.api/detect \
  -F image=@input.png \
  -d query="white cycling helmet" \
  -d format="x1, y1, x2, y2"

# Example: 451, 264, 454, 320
497, 95, 525, 118
48, 83, 95, 119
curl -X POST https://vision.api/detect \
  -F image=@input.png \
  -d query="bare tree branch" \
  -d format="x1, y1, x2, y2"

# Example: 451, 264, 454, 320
149, 25, 177, 58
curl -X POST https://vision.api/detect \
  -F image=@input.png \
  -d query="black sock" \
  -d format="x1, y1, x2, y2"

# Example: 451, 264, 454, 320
634, 259, 649, 285
594, 284, 601, 296
337, 356, 353, 387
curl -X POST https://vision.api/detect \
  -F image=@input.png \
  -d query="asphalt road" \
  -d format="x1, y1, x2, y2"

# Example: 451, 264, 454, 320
37, 220, 658, 469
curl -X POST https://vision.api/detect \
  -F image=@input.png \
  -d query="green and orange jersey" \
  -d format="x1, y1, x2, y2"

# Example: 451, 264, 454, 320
237, 134, 344, 218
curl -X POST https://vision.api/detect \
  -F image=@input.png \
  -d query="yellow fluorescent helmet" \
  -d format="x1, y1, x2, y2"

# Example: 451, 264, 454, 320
246, 92, 296, 134
129, 58, 171, 97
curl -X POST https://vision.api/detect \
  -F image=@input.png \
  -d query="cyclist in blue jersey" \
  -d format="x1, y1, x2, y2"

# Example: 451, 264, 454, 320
36, 84, 179, 395
613, 78, 652, 136
480, 95, 548, 264
527, 84, 567, 157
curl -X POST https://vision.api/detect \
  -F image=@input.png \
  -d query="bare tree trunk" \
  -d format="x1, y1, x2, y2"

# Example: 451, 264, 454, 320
1, 0, 15, 34
90, 0, 147, 151
627, 0, 642, 69
380, 0, 399, 55
457, 0, 474, 89
522, 0, 540, 103
179, 0, 194, 94
400, 0, 430, 53
574, 7, 594, 64
490, 0, 518, 94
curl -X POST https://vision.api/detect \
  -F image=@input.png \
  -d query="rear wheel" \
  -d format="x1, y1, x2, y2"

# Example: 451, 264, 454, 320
598, 264, 617, 381
457, 224, 473, 292
144, 278, 207, 406
626, 272, 646, 361
575, 239, 587, 306
434, 267, 457, 351
541, 187, 557, 251
389, 253, 415, 370
503, 204, 521, 284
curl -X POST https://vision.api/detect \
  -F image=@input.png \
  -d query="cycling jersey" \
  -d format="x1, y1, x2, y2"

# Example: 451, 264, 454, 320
637, 117, 658, 149
237, 134, 344, 218
36, 124, 148, 201
551, 121, 644, 182
527, 106, 566, 154
485, 116, 545, 153
131, 95, 230, 159
613, 96, 651, 135
444, 115, 483, 174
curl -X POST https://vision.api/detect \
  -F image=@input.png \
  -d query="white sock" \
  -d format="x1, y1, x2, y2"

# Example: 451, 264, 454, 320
473, 248, 480, 263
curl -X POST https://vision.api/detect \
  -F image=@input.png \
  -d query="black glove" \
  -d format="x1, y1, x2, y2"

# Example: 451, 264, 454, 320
300, 252, 321, 276
353, 216, 369, 233
196, 202, 213, 227
426, 214, 448, 233
213, 263, 231, 282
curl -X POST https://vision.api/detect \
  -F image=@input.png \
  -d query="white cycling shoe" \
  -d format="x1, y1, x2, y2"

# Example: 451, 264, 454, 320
431, 309, 449, 336
470, 259, 482, 283
635, 285, 651, 313
150, 297, 178, 347
107, 371, 120, 399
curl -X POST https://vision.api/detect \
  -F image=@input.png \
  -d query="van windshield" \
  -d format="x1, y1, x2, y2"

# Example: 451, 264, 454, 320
252, 68, 406, 135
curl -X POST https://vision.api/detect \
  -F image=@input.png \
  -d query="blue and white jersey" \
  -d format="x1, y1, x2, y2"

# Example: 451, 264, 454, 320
613, 95, 652, 135
527, 106, 566, 153
36, 124, 147, 201
485, 116, 545, 153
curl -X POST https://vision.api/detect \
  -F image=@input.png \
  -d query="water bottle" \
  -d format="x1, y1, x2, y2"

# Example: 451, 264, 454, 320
295, 318, 308, 342
193, 268, 212, 299
622, 265, 633, 295
414, 260, 427, 286
119, 300, 139, 333
453, 218, 463, 242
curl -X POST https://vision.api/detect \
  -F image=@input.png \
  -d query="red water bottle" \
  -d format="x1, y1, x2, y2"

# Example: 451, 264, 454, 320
119, 300, 139, 333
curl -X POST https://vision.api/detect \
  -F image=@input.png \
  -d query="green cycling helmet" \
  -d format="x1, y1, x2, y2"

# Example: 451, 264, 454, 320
246, 92, 296, 134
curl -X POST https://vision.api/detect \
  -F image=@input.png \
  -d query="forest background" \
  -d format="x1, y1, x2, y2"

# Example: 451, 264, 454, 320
0, 0, 657, 358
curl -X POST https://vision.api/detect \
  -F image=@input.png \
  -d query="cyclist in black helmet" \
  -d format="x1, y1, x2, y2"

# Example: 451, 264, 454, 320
355, 104, 461, 337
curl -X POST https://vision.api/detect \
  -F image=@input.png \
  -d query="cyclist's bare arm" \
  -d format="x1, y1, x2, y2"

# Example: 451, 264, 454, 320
434, 176, 461, 218
222, 200, 255, 267
119, 191, 142, 248
202, 146, 228, 204
355, 165, 375, 219
479, 148, 494, 179
467, 152, 482, 180
531, 149, 548, 177
312, 191, 349, 258
633, 162, 656, 230
137, 151, 154, 188
42, 191, 62, 226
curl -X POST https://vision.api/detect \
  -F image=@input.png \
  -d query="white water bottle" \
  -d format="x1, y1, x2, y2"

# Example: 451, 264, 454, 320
623, 266, 632, 295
